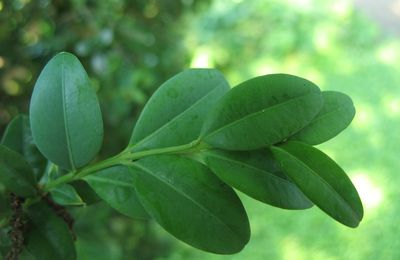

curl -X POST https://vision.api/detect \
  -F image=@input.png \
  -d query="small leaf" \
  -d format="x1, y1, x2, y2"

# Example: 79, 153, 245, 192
131, 155, 250, 254
271, 141, 363, 227
203, 149, 312, 209
70, 180, 102, 205
290, 91, 356, 145
24, 202, 76, 260
130, 69, 230, 151
50, 184, 85, 206
201, 74, 323, 150
1, 115, 46, 180
85, 165, 148, 219
30, 52, 103, 170
0, 145, 36, 197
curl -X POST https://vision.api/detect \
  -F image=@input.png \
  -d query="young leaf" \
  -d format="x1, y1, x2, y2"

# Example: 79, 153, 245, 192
29, 52, 103, 170
70, 180, 102, 205
50, 184, 85, 206
1, 115, 46, 180
203, 149, 312, 209
201, 74, 323, 150
24, 202, 76, 260
0, 145, 37, 197
271, 141, 363, 227
131, 155, 250, 254
130, 69, 230, 151
85, 165, 148, 219
290, 91, 356, 145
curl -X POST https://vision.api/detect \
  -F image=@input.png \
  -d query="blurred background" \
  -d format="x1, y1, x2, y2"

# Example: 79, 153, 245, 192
0, 0, 399, 259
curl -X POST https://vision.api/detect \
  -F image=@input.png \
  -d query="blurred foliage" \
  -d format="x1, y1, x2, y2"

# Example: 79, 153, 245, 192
2, 0, 400, 259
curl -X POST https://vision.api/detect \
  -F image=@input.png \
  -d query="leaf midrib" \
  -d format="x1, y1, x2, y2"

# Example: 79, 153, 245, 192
133, 162, 242, 242
205, 91, 319, 139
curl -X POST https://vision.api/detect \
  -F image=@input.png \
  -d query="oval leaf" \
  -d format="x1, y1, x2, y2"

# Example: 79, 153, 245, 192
1, 115, 46, 180
25, 202, 76, 260
30, 52, 103, 170
85, 165, 148, 219
271, 141, 363, 227
201, 74, 323, 150
0, 145, 36, 197
203, 149, 312, 209
130, 69, 230, 151
50, 184, 85, 206
131, 155, 250, 254
290, 91, 356, 145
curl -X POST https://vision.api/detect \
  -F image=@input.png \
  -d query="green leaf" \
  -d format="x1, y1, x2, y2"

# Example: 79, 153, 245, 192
50, 184, 85, 206
271, 141, 363, 227
29, 52, 103, 170
70, 180, 102, 205
131, 155, 250, 254
24, 202, 76, 260
290, 91, 356, 145
0, 145, 37, 197
130, 69, 230, 151
201, 74, 323, 150
85, 165, 148, 219
203, 149, 312, 209
1, 115, 46, 180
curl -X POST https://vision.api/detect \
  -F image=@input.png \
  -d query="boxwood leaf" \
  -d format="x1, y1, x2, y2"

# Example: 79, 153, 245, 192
1, 115, 46, 180
290, 91, 356, 145
203, 149, 312, 209
25, 202, 76, 260
131, 155, 250, 254
130, 69, 230, 151
50, 184, 85, 206
30, 52, 103, 170
201, 74, 323, 150
85, 165, 148, 219
271, 141, 363, 227
0, 145, 37, 197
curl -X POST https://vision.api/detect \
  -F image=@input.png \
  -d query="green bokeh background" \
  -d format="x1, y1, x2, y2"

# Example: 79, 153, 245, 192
1, 0, 399, 259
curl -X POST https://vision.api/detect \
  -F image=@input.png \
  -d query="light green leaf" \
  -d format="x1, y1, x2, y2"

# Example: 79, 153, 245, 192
0, 145, 37, 197
290, 91, 356, 145
1, 115, 46, 180
131, 155, 250, 254
50, 184, 85, 206
271, 141, 363, 227
201, 74, 323, 150
85, 165, 148, 219
203, 149, 312, 209
130, 69, 230, 151
30, 52, 103, 170
25, 202, 76, 260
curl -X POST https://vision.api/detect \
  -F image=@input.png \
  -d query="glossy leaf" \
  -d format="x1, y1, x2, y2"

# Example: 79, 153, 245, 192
290, 91, 356, 145
30, 52, 103, 170
131, 155, 250, 254
130, 69, 230, 151
0, 145, 36, 197
271, 141, 363, 227
0, 115, 46, 180
201, 74, 323, 150
25, 202, 76, 260
50, 184, 85, 206
203, 149, 312, 209
71, 180, 102, 205
85, 165, 148, 219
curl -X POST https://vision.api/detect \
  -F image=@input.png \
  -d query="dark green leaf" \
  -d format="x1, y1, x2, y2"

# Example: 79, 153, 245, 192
29, 52, 103, 170
203, 149, 312, 209
50, 184, 85, 206
25, 202, 76, 260
0, 145, 36, 197
70, 180, 102, 205
201, 74, 323, 150
1, 115, 46, 180
131, 155, 250, 254
130, 69, 230, 151
290, 91, 356, 145
85, 165, 148, 219
271, 141, 363, 227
